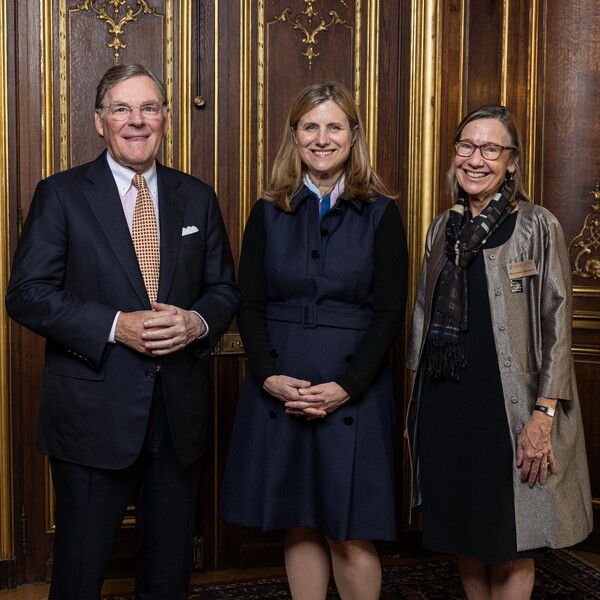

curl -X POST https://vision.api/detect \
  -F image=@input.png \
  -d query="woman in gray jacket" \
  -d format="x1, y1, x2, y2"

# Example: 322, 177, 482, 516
405, 105, 592, 599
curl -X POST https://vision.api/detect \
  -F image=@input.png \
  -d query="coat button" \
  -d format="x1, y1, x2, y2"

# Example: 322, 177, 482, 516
345, 354, 354, 363
344, 416, 354, 425
504, 360, 511, 367
320, 228, 329, 237
494, 288, 502, 296
144, 369, 155, 378
511, 397, 518, 404
269, 410, 277, 419
499, 324, 506, 331
490, 254, 496, 260
271, 349, 279, 358
311, 249, 320, 259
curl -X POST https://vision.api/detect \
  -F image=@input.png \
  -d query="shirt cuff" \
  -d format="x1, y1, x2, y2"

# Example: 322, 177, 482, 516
191, 310, 209, 339
108, 311, 120, 343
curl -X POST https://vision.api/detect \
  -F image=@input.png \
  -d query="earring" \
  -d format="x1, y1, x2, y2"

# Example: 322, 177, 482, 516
507, 172, 514, 182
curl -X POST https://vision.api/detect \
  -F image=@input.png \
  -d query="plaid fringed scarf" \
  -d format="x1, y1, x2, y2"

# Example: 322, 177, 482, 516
426, 185, 514, 380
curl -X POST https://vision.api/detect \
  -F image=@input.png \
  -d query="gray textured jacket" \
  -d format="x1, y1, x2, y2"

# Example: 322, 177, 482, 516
405, 200, 593, 551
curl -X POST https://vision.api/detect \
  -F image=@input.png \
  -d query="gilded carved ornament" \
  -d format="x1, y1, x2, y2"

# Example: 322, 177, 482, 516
569, 182, 600, 280
73, 0, 157, 63
272, 0, 349, 69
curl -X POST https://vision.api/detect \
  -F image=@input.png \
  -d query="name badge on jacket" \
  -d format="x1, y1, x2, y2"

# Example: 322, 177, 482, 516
507, 259, 537, 293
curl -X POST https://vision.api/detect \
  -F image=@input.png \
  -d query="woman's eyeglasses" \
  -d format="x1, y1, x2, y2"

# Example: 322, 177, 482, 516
454, 141, 515, 161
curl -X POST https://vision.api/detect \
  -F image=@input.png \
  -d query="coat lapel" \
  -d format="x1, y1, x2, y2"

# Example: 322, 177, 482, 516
82, 153, 150, 306
156, 164, 186, 303
424, 216, 450, 310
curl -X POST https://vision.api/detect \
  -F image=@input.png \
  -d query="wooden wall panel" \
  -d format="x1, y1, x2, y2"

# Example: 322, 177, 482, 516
63, 4, 171, 167
536, 0, 600, 547
3, 0, 600, 588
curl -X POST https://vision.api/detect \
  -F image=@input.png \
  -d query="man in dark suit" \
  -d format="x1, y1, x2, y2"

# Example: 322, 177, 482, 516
5, 64, 239, 599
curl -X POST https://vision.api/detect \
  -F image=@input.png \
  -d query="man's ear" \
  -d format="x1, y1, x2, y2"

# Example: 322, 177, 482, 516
94, 111, 104, 137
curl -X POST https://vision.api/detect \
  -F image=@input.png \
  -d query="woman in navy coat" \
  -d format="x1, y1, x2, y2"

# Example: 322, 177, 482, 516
219, 81, 408, 599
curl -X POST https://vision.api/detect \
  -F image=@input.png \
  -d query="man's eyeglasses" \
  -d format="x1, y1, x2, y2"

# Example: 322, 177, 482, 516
454, 140, 515, 161
99, 102, 166, 121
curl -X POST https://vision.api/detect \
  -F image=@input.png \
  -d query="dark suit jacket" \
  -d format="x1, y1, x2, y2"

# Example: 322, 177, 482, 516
6, 152, 239, 468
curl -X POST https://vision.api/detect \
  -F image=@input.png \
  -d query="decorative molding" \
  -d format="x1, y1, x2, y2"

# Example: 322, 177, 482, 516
572, 346, 600, 359
573, 311, 600, 330
569, 182, 600, 281
0, 0, 14, 562
364, 0, 377, 166
407, 0, 442, 280
527, 0, 541, 203
256, 0, 265, 201
177, 0, 190, 171
213, 1, 220, 192
240, 0, 252, 246
500, 0, 509, 105
255, 1, 369, 226
272, 0, 349, 70
574, 286, 600, 297
53, 2, 177, 174
72, 0, 157, 64
404, 2, 442, 514
43, 0, 56, 177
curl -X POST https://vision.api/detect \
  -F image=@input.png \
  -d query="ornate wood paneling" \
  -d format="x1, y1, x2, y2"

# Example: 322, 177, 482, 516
3, 0, 600, 588
534, 1, 600, 546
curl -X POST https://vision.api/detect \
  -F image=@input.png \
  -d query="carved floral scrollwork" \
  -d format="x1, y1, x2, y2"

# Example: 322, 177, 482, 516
272, 0, 349, 69
73, 0, 157, 64
569, 182, 600, 280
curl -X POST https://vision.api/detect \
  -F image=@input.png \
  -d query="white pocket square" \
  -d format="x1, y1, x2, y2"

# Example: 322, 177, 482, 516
182, 225, 199, 236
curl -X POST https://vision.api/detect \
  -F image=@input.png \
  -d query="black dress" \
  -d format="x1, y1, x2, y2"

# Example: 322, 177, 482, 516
418, 212, 541, 564
219, 191, 408, 541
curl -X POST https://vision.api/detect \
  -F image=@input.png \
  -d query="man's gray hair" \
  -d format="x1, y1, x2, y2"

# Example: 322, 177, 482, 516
95, 64, 168, 110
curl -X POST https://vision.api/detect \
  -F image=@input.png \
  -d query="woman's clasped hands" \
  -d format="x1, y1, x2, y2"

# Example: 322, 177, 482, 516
263, 375, 349, 419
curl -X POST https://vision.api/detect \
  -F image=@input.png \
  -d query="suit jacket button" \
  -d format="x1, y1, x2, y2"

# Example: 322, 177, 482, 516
345, 354, 354, 363
320, 228, 329, 237
269, 410, 277, 419
344, 416, 354, 425
311, 249, 320, 259
271, 349, 279, 358
144, 369, 155, 378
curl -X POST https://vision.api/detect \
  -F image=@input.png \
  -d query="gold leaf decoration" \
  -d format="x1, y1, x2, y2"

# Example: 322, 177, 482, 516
73, 0, 157, 64
271, 0, 348, 69
569, 182, 600, 280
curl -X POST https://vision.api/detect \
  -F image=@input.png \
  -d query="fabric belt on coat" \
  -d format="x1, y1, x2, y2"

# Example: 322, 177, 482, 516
266, 302, 373, 330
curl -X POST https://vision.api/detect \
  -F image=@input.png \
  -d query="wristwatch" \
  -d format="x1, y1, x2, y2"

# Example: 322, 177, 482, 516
533, 404, 556, 417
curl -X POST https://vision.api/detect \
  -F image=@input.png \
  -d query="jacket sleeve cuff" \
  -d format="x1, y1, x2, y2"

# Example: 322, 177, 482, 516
335, 373, 364, 401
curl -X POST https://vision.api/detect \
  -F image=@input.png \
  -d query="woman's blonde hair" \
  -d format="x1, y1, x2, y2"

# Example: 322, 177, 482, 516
447, 104, 530, 204
264, 81, 395, 211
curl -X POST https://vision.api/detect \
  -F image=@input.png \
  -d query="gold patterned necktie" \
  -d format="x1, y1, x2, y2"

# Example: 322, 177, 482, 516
131, 173, 160, 302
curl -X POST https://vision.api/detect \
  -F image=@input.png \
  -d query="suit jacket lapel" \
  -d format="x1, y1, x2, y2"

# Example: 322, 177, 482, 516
156, 164, 186, 303
82, 153, 150, 306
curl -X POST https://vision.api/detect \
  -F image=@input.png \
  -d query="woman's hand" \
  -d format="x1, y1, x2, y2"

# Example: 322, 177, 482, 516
263, 375, 320, 405
516, 403, 557, 487
286, 381, 350, 419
